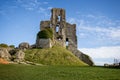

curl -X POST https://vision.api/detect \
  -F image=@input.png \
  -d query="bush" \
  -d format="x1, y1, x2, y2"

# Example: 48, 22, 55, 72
9, 45, 15, 48
0, 43, 8, 48
37, 28, 53, 39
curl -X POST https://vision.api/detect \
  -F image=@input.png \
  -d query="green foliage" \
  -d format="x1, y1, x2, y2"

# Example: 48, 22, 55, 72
37, 28, 53, 39
0, 43, 8, 48
0, 64, 120, 80
24, 46, 87, 66
9, 45, 15, 48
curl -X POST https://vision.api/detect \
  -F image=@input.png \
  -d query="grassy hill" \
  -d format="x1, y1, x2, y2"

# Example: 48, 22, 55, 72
24, 46, 87, 66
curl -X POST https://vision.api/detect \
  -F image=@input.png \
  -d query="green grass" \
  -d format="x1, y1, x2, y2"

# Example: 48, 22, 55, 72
24, 46, 87, 66
0, 64, 120, 80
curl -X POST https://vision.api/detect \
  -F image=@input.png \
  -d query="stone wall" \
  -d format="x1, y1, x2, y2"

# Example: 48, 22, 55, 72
66, 23, 77, 49
19, 42, 30, 50
36, 38, 52, 48
40, 21, 51, 31
50, 8, 66, 47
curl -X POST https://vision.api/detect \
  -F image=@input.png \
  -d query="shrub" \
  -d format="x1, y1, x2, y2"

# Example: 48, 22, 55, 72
0, 43, 8, 48
9, 45, 15, 48
37, 28, 53, 39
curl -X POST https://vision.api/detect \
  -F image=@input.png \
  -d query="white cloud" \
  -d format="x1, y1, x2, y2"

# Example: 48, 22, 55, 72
67, 18, 76, 24
79, 46, 120, 65
14, 0, 50, 19
19, 0, 40, 10
15, 0, 49, 12
68, 14, 120, 44
110, 29, 120, 39
47, 7, 53, 10
79, 46, 120, 59
79, 26, 120, 40
39, 7, 46, 12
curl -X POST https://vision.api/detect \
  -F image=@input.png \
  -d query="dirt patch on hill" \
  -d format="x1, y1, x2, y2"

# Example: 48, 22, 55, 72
0, 58, 9, 64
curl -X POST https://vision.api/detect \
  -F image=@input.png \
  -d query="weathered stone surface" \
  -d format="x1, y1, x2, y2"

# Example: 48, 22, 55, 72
9, 49, 17, 55
31, 44, 36, 48
19, 42, 30, 50
51, 8, 66, 47
14, 50, 25, 62
0, 48, 11, 60
78, 51, 94, 66
36, 38, 52, 48
68, 47, 94, 66
66, 23, 77, 49
40, 21, 51, 31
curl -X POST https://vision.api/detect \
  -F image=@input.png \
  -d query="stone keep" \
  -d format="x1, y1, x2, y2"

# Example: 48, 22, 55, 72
36, 8, 77, 48
36, 8, 94, 65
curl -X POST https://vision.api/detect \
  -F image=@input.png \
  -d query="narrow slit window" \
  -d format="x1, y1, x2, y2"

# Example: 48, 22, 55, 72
56, 26, 59, 32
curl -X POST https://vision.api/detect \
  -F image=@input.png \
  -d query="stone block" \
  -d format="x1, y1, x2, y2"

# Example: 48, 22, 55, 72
36, 38, 52, 48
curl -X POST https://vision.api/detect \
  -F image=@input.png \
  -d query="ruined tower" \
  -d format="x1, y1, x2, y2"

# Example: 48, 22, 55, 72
36, 8, 77, 49
36, 8, 94, 65
50, 8, 66, 47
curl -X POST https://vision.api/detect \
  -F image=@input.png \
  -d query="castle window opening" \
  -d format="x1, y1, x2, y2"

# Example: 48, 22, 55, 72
66, 38, 69, 46
57, 36, 62, 40
56, 25, 59, 33
58, 38, 61, 40
57, 16, 60, 21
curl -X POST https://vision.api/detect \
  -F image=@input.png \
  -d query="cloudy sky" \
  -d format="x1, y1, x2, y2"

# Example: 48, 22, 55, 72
0, 0, 120, 65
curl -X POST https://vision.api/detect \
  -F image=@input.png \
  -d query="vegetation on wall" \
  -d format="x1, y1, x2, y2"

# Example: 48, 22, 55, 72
37, 28, 53, 39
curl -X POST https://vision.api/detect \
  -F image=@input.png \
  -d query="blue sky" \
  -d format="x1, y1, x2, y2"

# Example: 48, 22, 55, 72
0, 0, 120, 65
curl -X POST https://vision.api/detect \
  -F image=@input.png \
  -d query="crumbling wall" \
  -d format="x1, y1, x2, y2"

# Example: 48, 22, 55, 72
50, 8, 66, 47
66, 23, 77, 49
36, 38, 52, 48
36, 21, 52, 48
40, 21, 51, 31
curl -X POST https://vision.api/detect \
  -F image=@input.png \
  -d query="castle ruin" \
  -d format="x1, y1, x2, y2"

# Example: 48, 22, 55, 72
36, 8, 93, 66
36, 8, 77, 49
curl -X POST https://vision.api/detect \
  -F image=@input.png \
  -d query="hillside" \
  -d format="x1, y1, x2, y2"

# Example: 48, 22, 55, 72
24, 46, 87, 66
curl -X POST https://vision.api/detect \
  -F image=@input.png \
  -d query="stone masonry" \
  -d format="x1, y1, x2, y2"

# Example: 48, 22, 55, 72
36, 8, 94, 65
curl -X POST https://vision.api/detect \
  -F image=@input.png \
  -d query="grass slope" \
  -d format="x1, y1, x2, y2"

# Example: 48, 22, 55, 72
0, 64, 120, 80
24, 46, 87, 66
